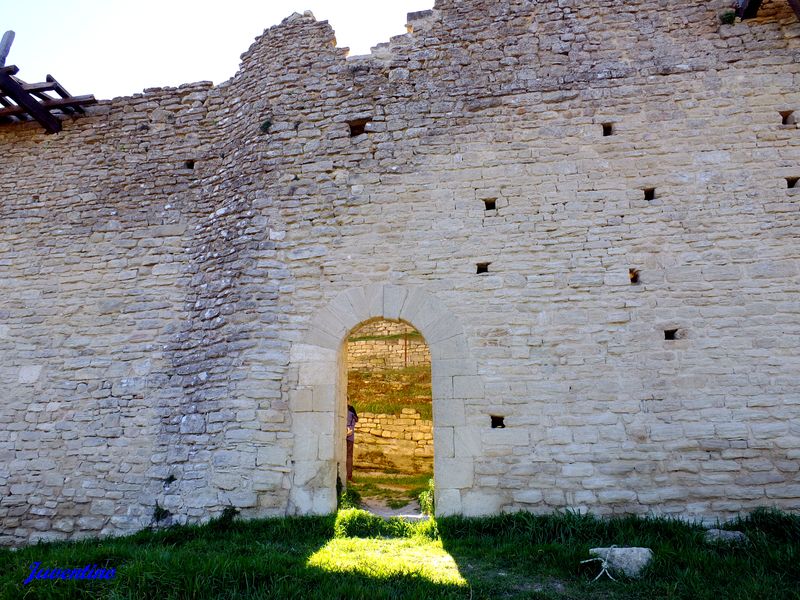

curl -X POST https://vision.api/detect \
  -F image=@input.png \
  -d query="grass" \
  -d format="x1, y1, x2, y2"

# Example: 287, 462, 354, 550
1, 508, 799, 599
348, 471, 433, 509
348, 365, 432, 419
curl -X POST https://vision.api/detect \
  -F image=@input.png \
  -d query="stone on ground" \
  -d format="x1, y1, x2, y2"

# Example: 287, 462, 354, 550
589, 547, 653, 578
704, 529, 749, 545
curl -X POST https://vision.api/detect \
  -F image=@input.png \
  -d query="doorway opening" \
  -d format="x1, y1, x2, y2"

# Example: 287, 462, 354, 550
345, 319, 433, 515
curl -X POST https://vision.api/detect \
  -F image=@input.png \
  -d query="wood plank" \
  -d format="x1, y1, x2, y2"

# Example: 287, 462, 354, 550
0, 71, 61, 132
0, 94, 96, 118
44, 75, 85, 112
31, 90, 74, 113
22, 81, 58, 93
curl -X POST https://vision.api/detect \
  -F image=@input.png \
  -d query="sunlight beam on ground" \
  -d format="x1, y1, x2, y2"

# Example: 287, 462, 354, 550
306, 538, 467, 586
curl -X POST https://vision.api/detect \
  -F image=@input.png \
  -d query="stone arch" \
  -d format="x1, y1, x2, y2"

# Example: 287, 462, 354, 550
287, 285, 484, 516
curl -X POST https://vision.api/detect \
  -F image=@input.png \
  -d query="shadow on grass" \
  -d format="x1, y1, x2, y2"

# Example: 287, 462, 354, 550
1, 508, 798, 600
0, 511, 464, 600
436, 509, 800, 600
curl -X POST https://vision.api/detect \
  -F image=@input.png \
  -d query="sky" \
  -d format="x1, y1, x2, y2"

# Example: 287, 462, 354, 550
3, 0, 431, 100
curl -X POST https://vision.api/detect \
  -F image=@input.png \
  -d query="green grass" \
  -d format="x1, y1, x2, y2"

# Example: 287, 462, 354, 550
348, 365, 431, 419
348, 472, 433, 509
1, 508, 799, 599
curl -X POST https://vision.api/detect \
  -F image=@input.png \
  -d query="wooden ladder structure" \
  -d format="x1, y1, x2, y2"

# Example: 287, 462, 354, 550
0, 31, 96, 134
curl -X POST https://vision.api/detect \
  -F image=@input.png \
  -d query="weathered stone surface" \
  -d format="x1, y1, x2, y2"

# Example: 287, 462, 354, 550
704, 529, 749, 545
1, 0, 799, 546
589, 547, 654, 578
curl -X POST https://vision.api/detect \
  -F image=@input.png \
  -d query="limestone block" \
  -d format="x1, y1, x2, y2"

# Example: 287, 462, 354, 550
179, 414, 205, 435
433, 398, 465, 426
454, 426, 482, 457
436, 426, 455, 458
436, 457, 473, 489
482, 428, 529, 446
704, 529, 748, 545
432, 358, 479, 378
512, 489, 544, 504
298, 361, 337, 386
312, 384, 336, 412
342, 287, 371, 323
292, 460, 325, 487
430, 334, 469, 360
326, 293, 362, 332
362, 284, 384, 319
562, 463, 594, 477
290, 343, 337, 363
423, 315, 464, 344
257, 445, 289, 467
382, 285, 408, 320
289, 488, 314, 515
312, 487, 336, 515
598, 490, 638, 504
432, 376, 453, 399
220, 491, 257, 508
317, 434, 335, 460
398, 287, 435, 328
18, 365, 42, 384
461, 490, 505, 516
453, 375, 484, 399
435, 488, 462, 517
589, 547, 653, 578
291, 431, 319, 462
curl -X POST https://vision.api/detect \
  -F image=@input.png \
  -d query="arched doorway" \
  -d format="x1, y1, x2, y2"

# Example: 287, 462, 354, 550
288, 284, 485, 517
345, 318, 433, 513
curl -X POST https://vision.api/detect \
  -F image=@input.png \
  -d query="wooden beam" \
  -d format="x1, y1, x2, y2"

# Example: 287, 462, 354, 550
0, 94, 96, 119
0, 31, 14, 67
0, 71, 61, 133
22, 80, 58, 93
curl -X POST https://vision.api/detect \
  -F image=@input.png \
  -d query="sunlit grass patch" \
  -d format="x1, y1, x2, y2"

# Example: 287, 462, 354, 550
307, 537, 468, 587
333, 508, 438, 539
349, 471, 432, 509
348, 365, 432, 418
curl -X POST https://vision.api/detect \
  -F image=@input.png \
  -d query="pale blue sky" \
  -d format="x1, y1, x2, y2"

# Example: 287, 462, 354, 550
3, 0, 430, 99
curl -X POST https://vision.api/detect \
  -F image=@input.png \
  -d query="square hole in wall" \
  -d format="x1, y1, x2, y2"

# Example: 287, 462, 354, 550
664, 328, 679, 340
490, 415, 505, 429
787, 177, 799, 189
476, 262, 490, 274
184, 160, 195, 170
602, 123, 614, 136
780, 110, 796, 126
629, 268, 640, 284
484, 199, 497, 211
643, 188, 656, 201
348, 118, 372, 137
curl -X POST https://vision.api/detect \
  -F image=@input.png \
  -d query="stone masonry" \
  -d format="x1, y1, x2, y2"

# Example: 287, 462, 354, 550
1, 0, 800, 545
354, 409, 433, 473
347, 320, 431, 369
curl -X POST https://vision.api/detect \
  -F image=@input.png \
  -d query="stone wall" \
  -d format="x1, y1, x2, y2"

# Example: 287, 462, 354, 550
347, 321, 431, 370
353, 409, 433, 473
1, 0, 800, 546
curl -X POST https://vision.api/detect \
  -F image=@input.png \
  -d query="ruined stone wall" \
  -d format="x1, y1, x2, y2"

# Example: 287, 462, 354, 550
354, 410, 433, 473
347, 321, 431, 369
2, 0, 800, 545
